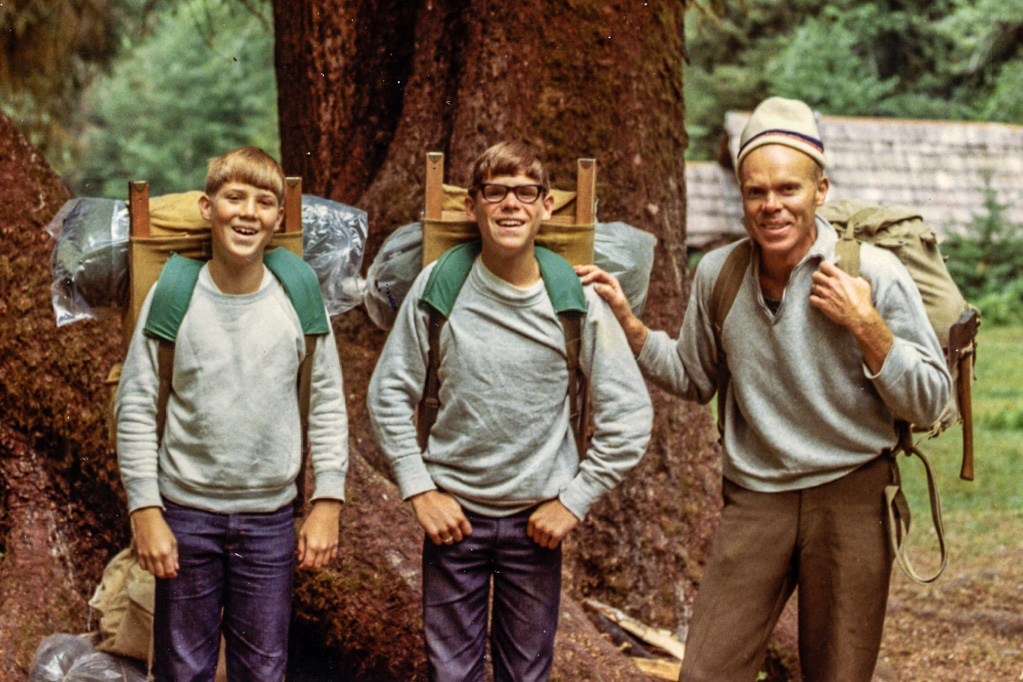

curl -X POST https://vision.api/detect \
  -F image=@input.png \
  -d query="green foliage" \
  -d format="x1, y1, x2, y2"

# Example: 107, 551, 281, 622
942, 185, 1023, 326
685, 0, 1023, 160
766, 5, 901, 113
71, 0, 278, 197
0, 0, 180, 170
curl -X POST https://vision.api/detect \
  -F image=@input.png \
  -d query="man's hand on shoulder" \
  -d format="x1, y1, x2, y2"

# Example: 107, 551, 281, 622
810, 259, 893, 374
131, 507, 179, 579
574, 265, 648, 356
297, 498, 342, 570
527, 499, 580, 550
410, 490, 473, 546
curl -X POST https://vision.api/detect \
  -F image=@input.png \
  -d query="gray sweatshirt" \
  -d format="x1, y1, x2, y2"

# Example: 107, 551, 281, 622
116, 265, 349, 514
368, 256, 653, 519
638, 217, 952, 492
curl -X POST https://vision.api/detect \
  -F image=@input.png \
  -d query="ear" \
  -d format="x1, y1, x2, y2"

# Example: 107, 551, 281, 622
198, 194, 212, 222
815, 176, 830, 207
273, 202, 285, 232
464, 192, 477, 221
540, 191, 555, 221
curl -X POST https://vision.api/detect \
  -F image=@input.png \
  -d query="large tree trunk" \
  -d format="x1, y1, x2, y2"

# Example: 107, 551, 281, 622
0, 112, 128, 679
273, 1, 744, 678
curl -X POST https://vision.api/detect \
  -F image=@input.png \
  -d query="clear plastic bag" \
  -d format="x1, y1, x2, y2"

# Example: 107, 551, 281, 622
47, 198, 130, 327
363, 221, 657, 330
364, 222, 424, 330
592, 221, 657, 317
47, 195, 368, 325
29, 634, 147, 682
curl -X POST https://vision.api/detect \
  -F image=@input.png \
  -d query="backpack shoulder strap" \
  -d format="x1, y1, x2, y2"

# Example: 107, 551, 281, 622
264, 247, 328, 510
415, 242, 590, 456
535, 245, 589, 457
535, 245, 587, 314
143, 253, 203, 343
142, 253, 202, 445
142, 250, 328, 485
419, 240, 481, 317
264, 247, 330, 334
416, 242, 479, 448
831, 216, 861, 278
709, 239, 754, 434
416, 307, 444, 449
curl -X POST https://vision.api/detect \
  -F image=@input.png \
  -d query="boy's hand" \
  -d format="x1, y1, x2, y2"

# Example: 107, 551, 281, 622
527, 499, 579, 549
297, 499, 342, 570
574, 265, 648, 356
131, 507, 179, 579
410, 490, 472, 545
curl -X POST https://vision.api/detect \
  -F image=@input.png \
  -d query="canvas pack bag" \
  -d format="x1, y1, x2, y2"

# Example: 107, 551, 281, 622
710, 200, 980, 584
89, 546, 154, 663
88, 545, 228, 680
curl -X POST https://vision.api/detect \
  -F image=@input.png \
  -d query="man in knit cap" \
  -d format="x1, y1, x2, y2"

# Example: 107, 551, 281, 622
579, 97, 951, 680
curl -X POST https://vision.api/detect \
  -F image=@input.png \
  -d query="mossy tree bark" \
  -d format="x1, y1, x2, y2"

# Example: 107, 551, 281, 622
0, 112, 128, 678
273, 1, 742, 679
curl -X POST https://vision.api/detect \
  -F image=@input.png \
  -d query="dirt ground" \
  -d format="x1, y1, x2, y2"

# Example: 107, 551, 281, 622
874, 524, 1023, 681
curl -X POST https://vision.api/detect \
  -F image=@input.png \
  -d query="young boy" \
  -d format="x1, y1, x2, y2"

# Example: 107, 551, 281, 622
368, 142, 652, 681
115, 146, 348, 681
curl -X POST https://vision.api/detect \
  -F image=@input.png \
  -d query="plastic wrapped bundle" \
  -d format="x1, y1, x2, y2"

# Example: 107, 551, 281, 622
29, 634, 147, 682
47, 194, 368, 326
48, 199, 130, 326
301, 194, 368, 316
593, 221, 657, 317
364, 220, 657, 330
364, 222, 425, 330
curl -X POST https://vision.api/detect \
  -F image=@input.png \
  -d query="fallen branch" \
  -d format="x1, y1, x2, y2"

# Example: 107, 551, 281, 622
583, 598, 686, 661
633, 656, 683, 680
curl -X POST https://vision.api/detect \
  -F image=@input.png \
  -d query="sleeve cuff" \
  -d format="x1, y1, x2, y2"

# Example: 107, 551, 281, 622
125, 480, 163, 514
310, 471, 347, 503
391, 454, 437, 500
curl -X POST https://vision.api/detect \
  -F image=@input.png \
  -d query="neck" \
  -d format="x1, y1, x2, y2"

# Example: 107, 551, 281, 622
208, 257, 265, 295
480, 244, 541, 288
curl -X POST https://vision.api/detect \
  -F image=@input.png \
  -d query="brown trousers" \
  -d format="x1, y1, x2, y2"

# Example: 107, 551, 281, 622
679, 456, 895, 682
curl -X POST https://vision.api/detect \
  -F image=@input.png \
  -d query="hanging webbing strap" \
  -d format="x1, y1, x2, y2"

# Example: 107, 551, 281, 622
293, 334, 317, 510
416, 309, 444, 450
884, 422, 948, 584
561, 312, 589, 457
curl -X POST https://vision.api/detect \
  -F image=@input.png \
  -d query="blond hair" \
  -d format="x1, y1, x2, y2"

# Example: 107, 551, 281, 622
205, 146, 285, 204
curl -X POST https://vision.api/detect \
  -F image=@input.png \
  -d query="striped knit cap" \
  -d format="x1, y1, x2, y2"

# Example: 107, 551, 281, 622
736, 97, 825, 174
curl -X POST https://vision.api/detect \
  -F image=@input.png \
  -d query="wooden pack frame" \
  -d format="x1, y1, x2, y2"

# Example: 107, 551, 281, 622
122, 177, 304, 349
421, 151, 597, 266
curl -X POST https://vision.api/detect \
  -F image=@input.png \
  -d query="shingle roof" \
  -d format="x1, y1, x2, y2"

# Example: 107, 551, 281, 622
686, 111, 1023, 249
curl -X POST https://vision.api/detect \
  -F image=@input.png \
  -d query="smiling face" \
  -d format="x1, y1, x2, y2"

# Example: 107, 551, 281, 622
739, 144, 829, 273
466, 171, 555, 262
200, 180, 283, 270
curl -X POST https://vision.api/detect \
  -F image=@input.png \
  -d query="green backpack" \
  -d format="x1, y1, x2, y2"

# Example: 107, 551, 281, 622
142, 247, 330, 505
415, 240, 591, 456
709, 201, 980, 584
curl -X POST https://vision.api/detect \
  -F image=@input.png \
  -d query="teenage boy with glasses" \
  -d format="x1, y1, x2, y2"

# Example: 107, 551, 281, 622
368, 141, 652, 681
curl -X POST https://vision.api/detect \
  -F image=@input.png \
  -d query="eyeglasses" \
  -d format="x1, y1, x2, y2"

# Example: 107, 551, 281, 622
477, 183, 545, 204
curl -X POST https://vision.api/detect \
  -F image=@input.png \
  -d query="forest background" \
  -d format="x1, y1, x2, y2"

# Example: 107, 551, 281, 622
4, 0, 1023, 193
1, 0, 1022, 680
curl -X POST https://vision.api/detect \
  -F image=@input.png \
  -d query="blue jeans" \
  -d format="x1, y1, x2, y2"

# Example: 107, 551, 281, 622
152, 500, 296, 682
422, 507, 562, 682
